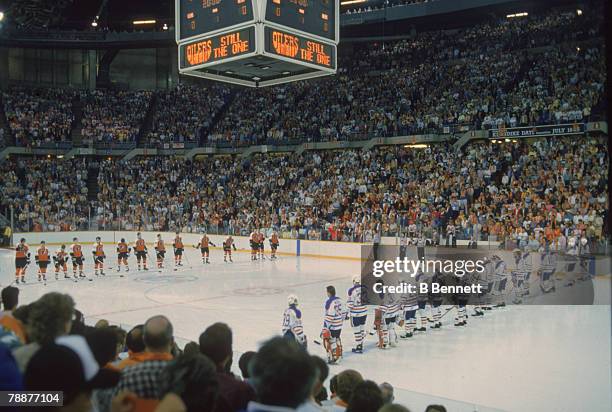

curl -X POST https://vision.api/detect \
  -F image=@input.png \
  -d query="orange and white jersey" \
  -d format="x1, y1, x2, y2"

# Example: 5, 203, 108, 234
117, 242, 129, 253
271, 233, 279, 244
71, 244, 83, 258
155, 239, 165, 251
15, 244, 29, 258
37, 246, 50, 262
223, 237, 234, 248
173, 236, 184, 249
134, 239, 147, 252
94, 243, 105, 257
199, 236, 209, 248
258, 232, 265, 243
55, 249, 68, 261
250, 232, 258, 242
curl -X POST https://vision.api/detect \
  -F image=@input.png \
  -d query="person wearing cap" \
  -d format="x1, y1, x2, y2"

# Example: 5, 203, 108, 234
24, 334, 120, 412
0, 286, 26, 344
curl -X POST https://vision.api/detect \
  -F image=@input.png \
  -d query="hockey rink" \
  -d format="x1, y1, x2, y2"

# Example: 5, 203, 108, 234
1, 246, 610, 412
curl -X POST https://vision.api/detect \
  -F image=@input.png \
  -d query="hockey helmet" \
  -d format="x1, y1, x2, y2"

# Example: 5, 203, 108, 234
61, 244, 66, 249
40, 240, 45, 244
352, 275, 361, 285
287, 294, 298, 306
20, 238, 26, 243
96, 236, 101, 241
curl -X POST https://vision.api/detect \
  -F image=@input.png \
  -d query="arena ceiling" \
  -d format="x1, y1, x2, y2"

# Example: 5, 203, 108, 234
0, 0, 174, 31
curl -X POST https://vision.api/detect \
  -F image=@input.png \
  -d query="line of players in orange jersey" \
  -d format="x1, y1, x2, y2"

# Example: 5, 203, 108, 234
12, 232, 244, 284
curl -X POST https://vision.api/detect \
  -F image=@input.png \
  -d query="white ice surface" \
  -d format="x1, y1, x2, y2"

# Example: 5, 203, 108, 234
1, 247, 610, 412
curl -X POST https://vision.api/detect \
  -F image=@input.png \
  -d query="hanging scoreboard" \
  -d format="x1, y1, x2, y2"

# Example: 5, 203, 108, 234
176, 0, 339, 87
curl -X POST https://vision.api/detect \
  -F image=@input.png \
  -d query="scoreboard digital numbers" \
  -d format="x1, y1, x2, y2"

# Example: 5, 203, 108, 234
264, 27, 335, 69
179, 0, 255, 40
265, 0, 337, 42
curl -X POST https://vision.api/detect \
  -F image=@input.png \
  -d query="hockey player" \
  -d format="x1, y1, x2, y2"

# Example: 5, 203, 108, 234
194, 232, 215, 264
491, 254, 508, 307
53, 245, 69, 280
134, 233, 149, 271
173, 232, 184, 269
399, 233, 408, 260
258, 231, 266, 260
379, 282, 401, 348
270, 231, 280, 260
14, 238, 29, 284
223, 235, 236, 262
249, 230, 258, 261
511, 248, 532, 304
116, 238, 130, 274
347, 276, 367, 353
415, 271, 430, 332
539, 247, 557, 293
92, 237, 106, 277
454, 276, 471, 326
282, 294, 307, 348
399, 276, 419, 339
322, 286, 345, 364
70, 237, 86, 280
428, 271, 444, 329
35, 241, 50, 284
154, 234, 166, 271
564, 234, 579, 286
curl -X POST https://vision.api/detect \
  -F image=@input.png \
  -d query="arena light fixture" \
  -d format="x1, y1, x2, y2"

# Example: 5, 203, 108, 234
0, 11, 4, 22
133, 19, 157, 25
341, 0, 367, 5
576, 9, 583, 16
91, 20, 98, 27
404, 144, 429, 149
506, 12, 528, 18
162, 23, 169, 30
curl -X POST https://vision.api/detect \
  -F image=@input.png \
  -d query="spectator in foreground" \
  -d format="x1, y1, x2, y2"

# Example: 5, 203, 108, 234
112, 315, 174, 399
183, 341, 200, 356
115, 324, 146, 369
248, 336, 317, 411
0, 342, 22, 390
346, 380, 384, 412
199, 322, 255, 411
297, 355, 329, 411
0, 286, 26, 344
328, 370, 364, 411
379, 382, 394, 404
13, 292, 75, 373
157, 353, 220, 412
24, 335, 120, 412
239, 350, 256, 380
425, 406, 447, 412
320, 375, 339, 409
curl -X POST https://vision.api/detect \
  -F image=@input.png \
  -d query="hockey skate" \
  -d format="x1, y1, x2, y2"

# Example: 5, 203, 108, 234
351, 344, 363, 354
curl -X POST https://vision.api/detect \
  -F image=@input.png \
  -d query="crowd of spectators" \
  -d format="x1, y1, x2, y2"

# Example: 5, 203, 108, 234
0, 157, 90, 232
207, 7, 605, 144
0, 8, 606, 148
81, 90, 152, 144
2, 87, 75, 147
2, 133, 602, 251
0, 286, 421, 412
147, 84, 230, 148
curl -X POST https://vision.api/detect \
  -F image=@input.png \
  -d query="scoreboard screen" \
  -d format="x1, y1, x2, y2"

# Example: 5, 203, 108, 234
264, 27, 335, 69
180, 26, 256, 69
265, 0, 336, 41
179, 0, 254, 40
